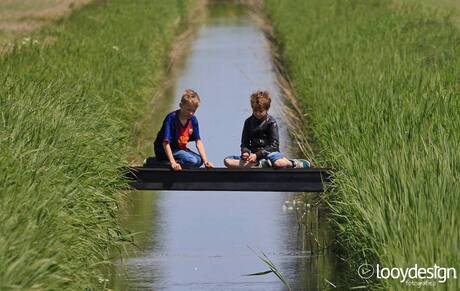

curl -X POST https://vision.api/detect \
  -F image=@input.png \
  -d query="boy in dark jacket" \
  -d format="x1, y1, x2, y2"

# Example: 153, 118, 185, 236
224, 90, 310, 168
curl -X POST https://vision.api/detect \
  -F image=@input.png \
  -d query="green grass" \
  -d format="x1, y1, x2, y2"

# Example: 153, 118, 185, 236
264, 0, 459, 289
403, 0, 460, 29
0, 0, 196, 289
0, 0, 92, 48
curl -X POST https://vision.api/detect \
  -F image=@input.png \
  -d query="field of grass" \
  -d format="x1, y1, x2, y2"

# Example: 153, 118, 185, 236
0, 0, 91, 48
412, 0, 460, 28
0, 0, 196, 289
264, 0, 459, 289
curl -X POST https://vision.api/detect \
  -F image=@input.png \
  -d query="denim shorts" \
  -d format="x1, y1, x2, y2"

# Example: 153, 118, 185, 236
172, 149, 203, 167
225, 151, 285, 163
155, 148, 203, 168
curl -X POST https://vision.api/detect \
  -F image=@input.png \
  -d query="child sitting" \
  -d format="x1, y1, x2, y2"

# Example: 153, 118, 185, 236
152, 89, 214, 171
223, 90, 310, 169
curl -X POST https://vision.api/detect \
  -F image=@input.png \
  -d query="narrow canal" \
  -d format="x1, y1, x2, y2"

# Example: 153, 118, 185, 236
112, 3, 346, 290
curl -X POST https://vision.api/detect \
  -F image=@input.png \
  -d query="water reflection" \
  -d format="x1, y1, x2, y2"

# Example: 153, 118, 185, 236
111, 3, 350, 290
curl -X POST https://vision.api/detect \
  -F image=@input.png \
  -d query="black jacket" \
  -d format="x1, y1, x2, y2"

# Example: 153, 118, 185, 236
241, 114, 280, 159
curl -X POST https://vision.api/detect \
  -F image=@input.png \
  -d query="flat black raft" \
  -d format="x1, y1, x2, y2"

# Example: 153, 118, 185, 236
124, 167, 331, 192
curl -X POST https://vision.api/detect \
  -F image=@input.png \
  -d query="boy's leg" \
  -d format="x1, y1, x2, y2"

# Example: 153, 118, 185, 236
267, 152, 292, 168
267, 152, 311, 168
173, 149, 203, 167
273, 157, 292, 168
223, 155, 257, 168
223, 156, 240, 168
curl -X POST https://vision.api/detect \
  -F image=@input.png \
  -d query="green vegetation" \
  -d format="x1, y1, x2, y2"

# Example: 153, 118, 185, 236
264, 0, 459, 289
0, 0, 92, 47
245, 248, 293, 291
411, 0, 460, 28
0, 0, 195, 289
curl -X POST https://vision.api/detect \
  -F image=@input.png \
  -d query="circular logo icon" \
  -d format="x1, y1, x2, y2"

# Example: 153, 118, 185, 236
358, 264, 375, 279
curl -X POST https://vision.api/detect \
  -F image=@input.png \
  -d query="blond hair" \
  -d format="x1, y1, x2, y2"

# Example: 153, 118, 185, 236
180, 89, 200, 107
250, 90, 271, 111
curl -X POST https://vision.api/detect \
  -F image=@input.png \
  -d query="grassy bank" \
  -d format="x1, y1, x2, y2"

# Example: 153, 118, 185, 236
0, 0, 92, 48
0, 0, 196, 289
264, 0, 459, 289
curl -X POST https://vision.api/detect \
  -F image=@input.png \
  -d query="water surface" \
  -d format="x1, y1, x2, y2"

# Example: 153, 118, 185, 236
112, 3, 347, 290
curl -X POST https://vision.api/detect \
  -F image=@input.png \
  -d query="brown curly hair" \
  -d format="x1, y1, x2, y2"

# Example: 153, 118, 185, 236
180, 89, 200, 107
250, 90, 271, 111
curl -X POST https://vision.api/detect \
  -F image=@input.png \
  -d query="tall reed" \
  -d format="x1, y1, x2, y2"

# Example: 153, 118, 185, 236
264, 0, 459, 289
0, 1, 196, 289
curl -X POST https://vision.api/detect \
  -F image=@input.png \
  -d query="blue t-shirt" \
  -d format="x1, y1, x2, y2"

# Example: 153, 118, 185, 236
154, 110, 200, 159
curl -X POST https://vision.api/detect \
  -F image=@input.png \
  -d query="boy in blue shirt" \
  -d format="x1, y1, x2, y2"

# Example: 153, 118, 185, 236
153, 89, 214, 171
224, 90, 311, 168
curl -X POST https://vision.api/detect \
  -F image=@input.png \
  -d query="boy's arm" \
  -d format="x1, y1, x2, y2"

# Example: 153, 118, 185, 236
196, 139, 213, 168
240, 119, 251, 155
254, 121, 279, 159
163, 142, 181, 171
190, 117, 213, 168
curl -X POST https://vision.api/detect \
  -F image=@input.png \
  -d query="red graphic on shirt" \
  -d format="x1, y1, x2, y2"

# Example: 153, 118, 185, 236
177, 122, 193, 150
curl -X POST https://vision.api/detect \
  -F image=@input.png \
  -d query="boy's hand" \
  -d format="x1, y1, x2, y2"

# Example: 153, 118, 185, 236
241, 152, 250, 160
248, 153, 257, 163
171, 161, 182, 171
204, 160, 214, 168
